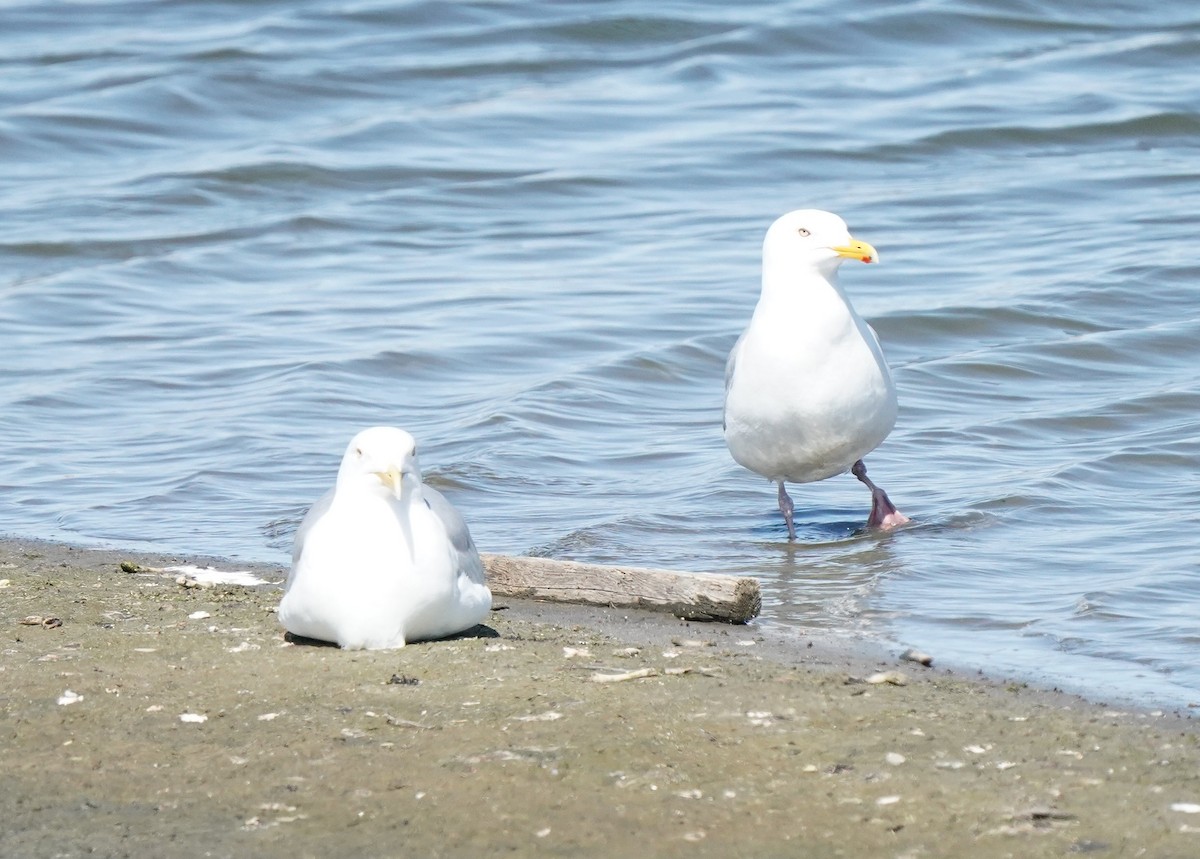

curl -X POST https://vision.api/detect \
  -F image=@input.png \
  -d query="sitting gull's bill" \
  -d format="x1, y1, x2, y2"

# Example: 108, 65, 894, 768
723, 209, 909, 540
279, 426, 492, 649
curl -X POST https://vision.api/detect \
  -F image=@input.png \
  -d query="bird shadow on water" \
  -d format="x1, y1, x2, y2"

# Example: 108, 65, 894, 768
750, 507, 887, 548
752, 506, 994, 549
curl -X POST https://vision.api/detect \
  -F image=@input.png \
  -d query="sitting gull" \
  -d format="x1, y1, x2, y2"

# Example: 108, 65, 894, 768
279, 426, 492, 649
723, 209, 909, 539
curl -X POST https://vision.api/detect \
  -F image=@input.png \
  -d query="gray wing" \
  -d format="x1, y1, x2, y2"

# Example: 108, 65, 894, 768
290, 487, 335, 574
722, 331, 747, 432
423, 485, 487, 586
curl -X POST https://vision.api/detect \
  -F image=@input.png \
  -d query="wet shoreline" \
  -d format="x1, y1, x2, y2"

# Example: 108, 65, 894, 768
2, 537, 1198, 858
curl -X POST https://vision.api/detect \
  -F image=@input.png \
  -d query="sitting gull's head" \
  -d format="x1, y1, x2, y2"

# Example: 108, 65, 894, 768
337, 426, 423, 500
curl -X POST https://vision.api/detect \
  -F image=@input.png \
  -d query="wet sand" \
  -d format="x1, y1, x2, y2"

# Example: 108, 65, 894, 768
2, 537, 1197, 858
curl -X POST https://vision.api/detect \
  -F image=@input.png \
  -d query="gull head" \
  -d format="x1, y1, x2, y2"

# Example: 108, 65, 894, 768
336, 426, 423, 500
763, 209, 879, 276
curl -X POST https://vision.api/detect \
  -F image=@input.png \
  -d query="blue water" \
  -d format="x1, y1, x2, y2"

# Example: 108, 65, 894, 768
2, 0, 1198, 707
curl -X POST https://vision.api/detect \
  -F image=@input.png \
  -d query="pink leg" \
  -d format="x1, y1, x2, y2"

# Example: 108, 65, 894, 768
777, 480, 797, 541
851, 460, 910, 530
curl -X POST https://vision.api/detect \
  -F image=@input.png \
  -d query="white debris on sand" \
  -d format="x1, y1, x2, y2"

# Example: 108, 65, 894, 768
163, 565, 270, 587
592, 667, 656, 684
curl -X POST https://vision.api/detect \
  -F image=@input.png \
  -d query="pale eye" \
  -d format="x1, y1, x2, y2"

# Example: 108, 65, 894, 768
797, 228, 811, 237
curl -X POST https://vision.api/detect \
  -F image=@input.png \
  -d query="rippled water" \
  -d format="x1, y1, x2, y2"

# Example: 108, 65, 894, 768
3, 0, 1198, 706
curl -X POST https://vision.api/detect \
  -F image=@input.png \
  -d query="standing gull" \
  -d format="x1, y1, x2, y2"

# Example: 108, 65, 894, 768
723, 209, 909, 539
279, 426, 492, 649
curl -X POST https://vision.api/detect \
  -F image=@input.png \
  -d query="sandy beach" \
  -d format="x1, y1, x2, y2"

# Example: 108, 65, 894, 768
1, 537, 1197, 858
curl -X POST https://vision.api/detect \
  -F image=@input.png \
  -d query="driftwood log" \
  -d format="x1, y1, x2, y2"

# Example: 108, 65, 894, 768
481, 554, 761, 624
